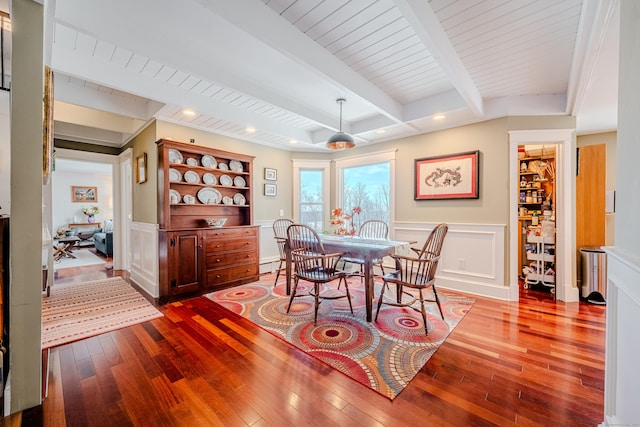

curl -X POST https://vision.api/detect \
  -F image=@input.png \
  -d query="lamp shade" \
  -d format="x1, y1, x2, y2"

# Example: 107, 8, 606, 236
326, 132, 355, 150
326, 98, 355, 150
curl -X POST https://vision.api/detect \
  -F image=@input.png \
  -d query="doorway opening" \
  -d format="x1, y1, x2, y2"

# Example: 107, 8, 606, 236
517, 144, 557, 299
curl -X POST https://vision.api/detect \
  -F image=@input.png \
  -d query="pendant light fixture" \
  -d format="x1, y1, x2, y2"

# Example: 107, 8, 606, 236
326, 98, 355, 150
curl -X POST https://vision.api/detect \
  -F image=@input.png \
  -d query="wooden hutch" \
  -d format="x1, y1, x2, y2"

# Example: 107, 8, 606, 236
156, 139, 259, 302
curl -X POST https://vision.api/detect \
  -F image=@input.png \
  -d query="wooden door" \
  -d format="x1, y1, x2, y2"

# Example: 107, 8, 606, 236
576, 144, 606, 281
170, 231, 201, 295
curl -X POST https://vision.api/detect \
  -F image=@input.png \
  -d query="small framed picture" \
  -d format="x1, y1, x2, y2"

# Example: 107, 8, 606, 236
136, 153, 147, 184
264, 183, 277, 196
264, 167, 277, 181
71, 186, 98, 203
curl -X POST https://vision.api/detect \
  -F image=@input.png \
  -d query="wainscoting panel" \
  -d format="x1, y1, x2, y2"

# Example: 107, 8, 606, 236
393, 222, 514, 300
129, 222, 159, 298
257, 220, 280, 274
602, 248, 640, 426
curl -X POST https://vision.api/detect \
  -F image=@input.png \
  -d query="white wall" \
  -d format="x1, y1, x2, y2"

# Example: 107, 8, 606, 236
51, 168, 113, 232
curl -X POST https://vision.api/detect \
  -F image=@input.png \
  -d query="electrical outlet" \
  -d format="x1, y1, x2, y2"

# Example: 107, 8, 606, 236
279, 209, 284, 217
458, 259, 465, 269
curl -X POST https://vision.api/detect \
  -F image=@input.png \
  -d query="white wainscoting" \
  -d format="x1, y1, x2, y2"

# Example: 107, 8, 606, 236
393, 222, 514, 300
601, 248, 640, 427
129, 222, 159, 298
257, 220, 281, 274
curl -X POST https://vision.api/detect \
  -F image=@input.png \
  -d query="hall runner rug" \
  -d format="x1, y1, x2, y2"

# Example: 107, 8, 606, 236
206, 273, 475, 399
42, 277, 163, 349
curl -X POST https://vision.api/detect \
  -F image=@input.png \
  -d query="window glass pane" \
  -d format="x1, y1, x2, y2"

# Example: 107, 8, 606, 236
300, 170, 323, 232
342, 163, 390, 227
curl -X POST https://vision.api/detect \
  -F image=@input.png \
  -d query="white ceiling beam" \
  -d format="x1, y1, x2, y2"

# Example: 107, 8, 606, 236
403, 90, 467, 122
52, 1, 341, 132
51, 45, 315, 144
54, 121, 127, 147
54, 101, 145, 134
54, 78, 154, 121
566, 0, 618, 115
195, 0, 405, 124
393, 0, 484, 117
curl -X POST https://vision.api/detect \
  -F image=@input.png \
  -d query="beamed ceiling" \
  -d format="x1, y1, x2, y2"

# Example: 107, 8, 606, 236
47, 0, 620, 152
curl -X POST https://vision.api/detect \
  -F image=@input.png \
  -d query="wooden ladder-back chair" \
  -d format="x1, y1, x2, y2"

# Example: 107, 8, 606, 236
272, 218, 294, 286
375, 223, 448, 335
286, 224, 353, 325
341, 219, 389, 284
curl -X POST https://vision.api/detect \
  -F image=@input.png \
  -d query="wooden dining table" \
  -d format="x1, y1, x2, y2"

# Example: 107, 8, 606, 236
285, 234, 413, 322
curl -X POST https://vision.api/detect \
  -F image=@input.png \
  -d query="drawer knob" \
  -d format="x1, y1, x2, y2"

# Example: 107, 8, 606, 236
216, 258, 221, 262
216, 274, 221, 279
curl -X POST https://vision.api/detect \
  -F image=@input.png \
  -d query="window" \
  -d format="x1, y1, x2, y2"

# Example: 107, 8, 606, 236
292, 160, 330, 232
335, 150, 396, 231
300, 170, 323, 231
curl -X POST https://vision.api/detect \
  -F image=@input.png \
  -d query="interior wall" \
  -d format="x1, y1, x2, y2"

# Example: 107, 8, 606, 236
51, 168, 113, 232
0, 91, 9, 216
577, 131, 616, 246
128, 121, 157, 224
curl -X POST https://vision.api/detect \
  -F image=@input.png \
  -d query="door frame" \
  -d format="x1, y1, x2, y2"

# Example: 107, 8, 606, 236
54, 148, 130, 271
508, 129, 580, 302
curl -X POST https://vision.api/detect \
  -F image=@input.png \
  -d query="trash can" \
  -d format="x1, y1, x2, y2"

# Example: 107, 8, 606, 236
580, 247, 607, 304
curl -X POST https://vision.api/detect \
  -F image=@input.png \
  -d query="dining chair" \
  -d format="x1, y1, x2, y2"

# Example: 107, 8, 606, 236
272, 218, 294, 286
286, 224, 353, 325
375, 223, 448, 335
340, 219, 389, 283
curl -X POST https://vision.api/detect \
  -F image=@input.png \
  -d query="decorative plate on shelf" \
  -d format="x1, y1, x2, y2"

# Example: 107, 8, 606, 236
169, 189, 181, 204
222, 196, 233, 205
218, 162, 229, 170
201, 155, 217, 169
168, 149, 183, 164
184, 170, 200, 183
186, 157, 198, 166
233, 176, 246, 187
197, 188, 222, 205
202, 172, 216, 185
169, 168, 182, 182
219, 174, 233, 186
229, 160, 243, 172
183, 194, 196, 204
233, 193, 246, 206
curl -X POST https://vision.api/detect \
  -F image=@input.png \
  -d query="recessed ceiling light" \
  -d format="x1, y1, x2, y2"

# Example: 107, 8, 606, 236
290, 139, 298, 144
183, 109, 196, 116
433, 114, 446, 120
246, 126, 256, 133
376, 129, 386, 134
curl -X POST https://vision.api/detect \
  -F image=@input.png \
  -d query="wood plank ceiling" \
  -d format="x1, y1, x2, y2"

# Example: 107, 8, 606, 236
46, 0, 618, 150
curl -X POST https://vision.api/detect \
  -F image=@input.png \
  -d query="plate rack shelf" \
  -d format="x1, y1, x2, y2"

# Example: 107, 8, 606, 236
157, 139, 254, 230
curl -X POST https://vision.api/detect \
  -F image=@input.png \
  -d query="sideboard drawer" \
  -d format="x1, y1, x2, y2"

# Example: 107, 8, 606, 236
206, 251, 257, 269
207, 264, 259, 288
204, 237, 256, 253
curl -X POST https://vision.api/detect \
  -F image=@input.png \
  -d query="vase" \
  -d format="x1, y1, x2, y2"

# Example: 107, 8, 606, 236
87, 215, 95, 223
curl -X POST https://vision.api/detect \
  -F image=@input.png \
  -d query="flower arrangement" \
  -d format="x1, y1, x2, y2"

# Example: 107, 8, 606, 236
330, 206, 361, 235
82, 205, 100, 217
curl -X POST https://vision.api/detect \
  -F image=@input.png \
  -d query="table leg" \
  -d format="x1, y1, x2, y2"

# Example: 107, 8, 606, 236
285, 241, 291, 296
364, 257, 374, 322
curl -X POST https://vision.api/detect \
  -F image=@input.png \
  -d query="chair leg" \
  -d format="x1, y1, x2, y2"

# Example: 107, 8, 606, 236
432, 285, 445, 320
314, 283, 320, 325
418, 289, 429, 335
286, 277, 299, 313
343, 277, 353, 314
375, 282, 388, 321
273, 259, 284, 287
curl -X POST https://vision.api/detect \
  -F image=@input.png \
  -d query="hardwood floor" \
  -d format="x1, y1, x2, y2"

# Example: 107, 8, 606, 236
27, 265, 606, 426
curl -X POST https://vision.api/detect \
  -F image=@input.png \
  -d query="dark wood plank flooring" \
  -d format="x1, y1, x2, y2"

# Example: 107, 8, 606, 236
20, 263, 607, 426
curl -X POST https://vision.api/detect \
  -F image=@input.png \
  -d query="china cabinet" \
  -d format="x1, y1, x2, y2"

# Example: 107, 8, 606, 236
156, 139, 259, 302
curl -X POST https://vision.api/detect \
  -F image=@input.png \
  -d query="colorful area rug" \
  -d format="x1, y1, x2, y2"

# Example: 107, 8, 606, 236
53, 248, 105, 270
42, 277, 163, 349
206, 273, 474, 399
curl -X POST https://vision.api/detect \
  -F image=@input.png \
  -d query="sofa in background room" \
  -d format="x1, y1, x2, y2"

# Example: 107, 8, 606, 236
94, 219, 113, 257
